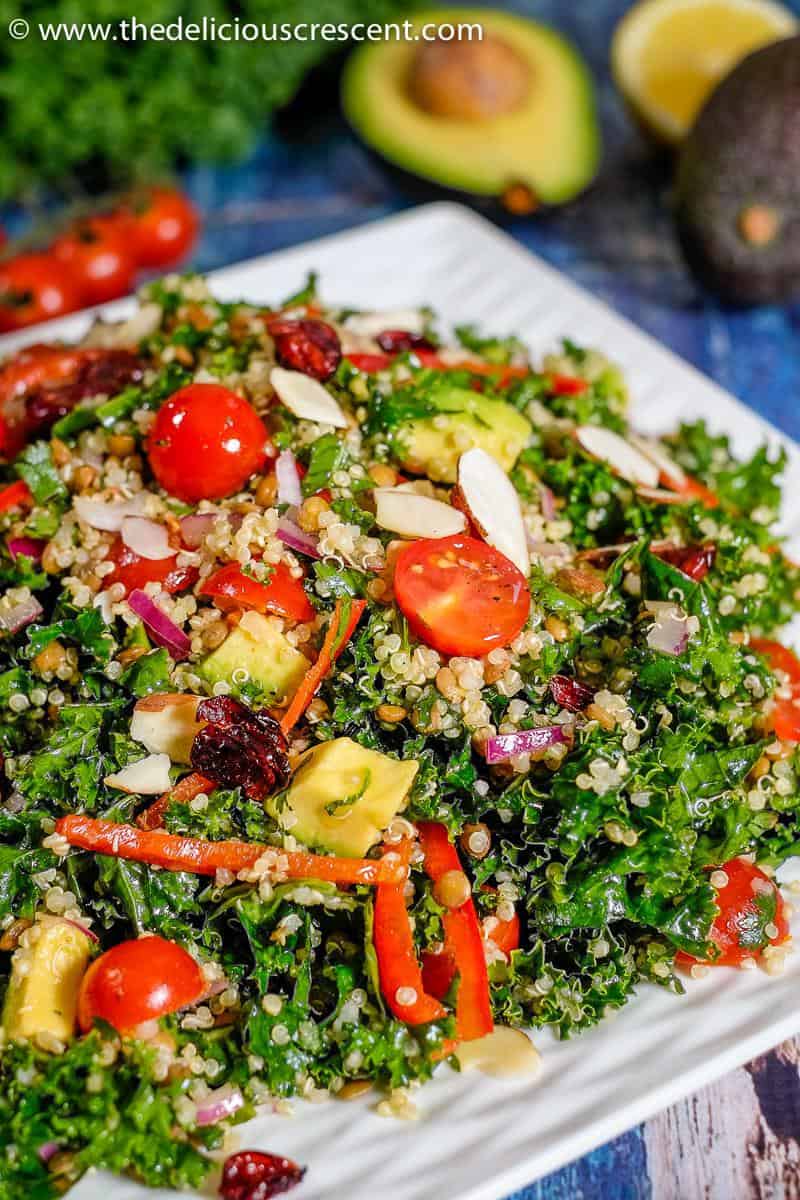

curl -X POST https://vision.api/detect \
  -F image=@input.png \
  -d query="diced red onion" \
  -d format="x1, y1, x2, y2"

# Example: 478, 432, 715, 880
121, 516, 174, 561
539, 485, 557, 521
73, 492, 147, 532
277, 517, 321, 559
486, 724, 570, 764
128, 589, 191, 660
276, 449, 303, 508
0, 595, 43, 633
38, 1142, 61, 1163
180, 512, 217, 549
645, 601, 690, 656
8, 537, 45, 562
195, 1084, 245, 1127
62, 917, 99, 944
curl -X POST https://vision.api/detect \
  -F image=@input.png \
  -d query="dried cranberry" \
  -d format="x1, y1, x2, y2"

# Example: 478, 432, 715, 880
191, 696, 290, 801
23, 350, 144, 439
220, 1150, 305, 1200
549, 674, 595, 712
655, 543, 716, 582
375, 329, 435, 354
268, 318, 341, 381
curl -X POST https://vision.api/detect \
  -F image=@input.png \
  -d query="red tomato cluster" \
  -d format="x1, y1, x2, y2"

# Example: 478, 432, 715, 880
0, 187, 198, 333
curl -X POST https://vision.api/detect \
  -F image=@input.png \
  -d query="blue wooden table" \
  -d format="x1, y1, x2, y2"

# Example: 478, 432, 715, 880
5, 1, 799, 1194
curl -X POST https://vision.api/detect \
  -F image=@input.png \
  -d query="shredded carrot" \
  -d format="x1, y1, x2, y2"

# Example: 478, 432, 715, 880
56, 814, 407, 887
280, 597, 366, 734
136, 771, 215, 831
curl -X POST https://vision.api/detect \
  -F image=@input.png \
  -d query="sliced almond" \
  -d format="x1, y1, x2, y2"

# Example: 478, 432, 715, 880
374, 488, 466, 540
105, 754, 173, 795
344, 309, 427, 338
73, 492, 147, 533
575, 426, 659, 488
635, 485, 688, 505
121, 516, 174, 561
628, 433, 687, 488
131, 694, 204, 763
456, 1026, 541, 1078
456, 447, 529, 576
554, 566, 606, 599
269, 367, 348, 429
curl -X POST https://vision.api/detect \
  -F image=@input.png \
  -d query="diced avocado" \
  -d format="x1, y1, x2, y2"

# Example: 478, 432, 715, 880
399, 387, 531, 483
199, 611, 310, 704
342, 10, 600, 207
268, 737, 419, 857
3, 915, 92, 1044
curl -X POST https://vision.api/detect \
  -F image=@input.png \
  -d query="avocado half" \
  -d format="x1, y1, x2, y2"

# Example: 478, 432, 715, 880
342, 9, 601, 209
675, 35, 800, 306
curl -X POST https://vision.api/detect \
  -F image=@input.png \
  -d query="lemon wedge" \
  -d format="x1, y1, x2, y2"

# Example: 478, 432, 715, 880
611, 0, 798, 143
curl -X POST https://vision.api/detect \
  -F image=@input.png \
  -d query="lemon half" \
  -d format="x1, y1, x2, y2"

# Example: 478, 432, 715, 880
612, 0, 798, 143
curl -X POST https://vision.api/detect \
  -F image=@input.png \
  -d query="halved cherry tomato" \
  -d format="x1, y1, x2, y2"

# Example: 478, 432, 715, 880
0, 254, 81, 333
750, 637, 800, 741
0, 480, 32, 512
394, 534, 530, 658
676, 858, 790, 968
345, 353, 394, 373
123, 186, 199, 269
51, 216, 137, 306
105, 534, 197, 597
146, 383, 269, 503
77, 935, 206, 1034
550, 374, 588, 396
198, 560, 314, 623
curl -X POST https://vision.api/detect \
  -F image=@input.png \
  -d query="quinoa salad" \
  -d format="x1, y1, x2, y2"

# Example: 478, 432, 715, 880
0, 271, 799, 1198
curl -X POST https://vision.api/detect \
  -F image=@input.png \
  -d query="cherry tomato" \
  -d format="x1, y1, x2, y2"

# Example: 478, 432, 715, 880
0, 254, 81, 332
676, 858, 790, 968
146, 383, 269, 503
123, 186, 199, 269
105, 534, 198, 596
394, 534, 530, 658
198, 560, 314, 623
77, 935, 205, 1034
750, 637, 800, 741
51, 216, 137, 307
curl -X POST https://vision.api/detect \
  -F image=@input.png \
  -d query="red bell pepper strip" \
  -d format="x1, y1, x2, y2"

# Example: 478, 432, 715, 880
345, 353, 394, 373
750, 638, 800, 742
56, 814, 408, 886
550, 374, 588, 396
136, 770, 216, 831
280, 597, 366, 734
373, 840, 448, 1026
198, 560, 314, 623
0, 480, 32, 512
417, 822, 493, 1043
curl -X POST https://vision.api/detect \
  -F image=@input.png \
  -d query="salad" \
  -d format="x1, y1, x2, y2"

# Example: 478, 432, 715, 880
0, 272, 798, 1199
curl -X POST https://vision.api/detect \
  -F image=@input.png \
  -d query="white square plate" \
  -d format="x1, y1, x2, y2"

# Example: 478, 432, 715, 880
12, 203, 800, 1200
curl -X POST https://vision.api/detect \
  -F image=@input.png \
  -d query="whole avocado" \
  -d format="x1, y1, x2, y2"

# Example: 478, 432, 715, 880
675, 36, 800, 306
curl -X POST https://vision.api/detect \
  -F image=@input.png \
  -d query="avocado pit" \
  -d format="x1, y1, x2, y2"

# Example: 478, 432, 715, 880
738, 204, 781, 248
408, 34, 531, 122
